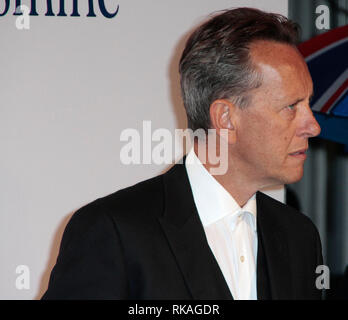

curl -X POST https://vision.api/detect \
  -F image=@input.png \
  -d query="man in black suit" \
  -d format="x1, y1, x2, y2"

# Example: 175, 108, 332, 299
42, 7, 323, 300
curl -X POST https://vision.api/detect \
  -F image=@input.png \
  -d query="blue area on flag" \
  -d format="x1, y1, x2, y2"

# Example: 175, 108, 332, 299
332, 92, 348, 117
307, 40, 348, 108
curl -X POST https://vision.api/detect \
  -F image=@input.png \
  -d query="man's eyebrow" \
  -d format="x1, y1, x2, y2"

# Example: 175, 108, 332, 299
288, 92, 314, 106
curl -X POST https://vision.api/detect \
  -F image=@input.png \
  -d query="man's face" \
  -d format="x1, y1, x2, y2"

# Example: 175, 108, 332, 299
232, 40, 321, 187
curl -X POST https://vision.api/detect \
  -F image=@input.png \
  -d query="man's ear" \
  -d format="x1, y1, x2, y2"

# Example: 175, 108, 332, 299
209, 99, 237, 144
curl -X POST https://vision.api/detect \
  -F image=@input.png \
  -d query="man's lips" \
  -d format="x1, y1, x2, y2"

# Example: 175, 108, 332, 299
289, 149, 307, 159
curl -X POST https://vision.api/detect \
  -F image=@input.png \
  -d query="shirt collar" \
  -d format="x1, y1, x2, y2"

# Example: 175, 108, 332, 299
185, 147, 257, 227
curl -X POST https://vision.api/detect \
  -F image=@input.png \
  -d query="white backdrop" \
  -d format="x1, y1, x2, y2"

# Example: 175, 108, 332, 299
0, 0, 287, 299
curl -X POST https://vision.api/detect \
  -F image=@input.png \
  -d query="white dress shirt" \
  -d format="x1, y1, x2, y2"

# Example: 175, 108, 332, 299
185, 148, 258, 300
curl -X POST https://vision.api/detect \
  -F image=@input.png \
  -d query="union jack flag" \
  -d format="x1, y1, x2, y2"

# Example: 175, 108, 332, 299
298, 25, 348, 145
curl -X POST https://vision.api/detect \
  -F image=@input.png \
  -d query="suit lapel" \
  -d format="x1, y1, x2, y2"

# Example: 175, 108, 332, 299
158, 161, 233, 300
256, 223, 272, 300
256, 191, 294, 299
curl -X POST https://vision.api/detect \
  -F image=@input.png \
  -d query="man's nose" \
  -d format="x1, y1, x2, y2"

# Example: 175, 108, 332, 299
300, 106, 321, 138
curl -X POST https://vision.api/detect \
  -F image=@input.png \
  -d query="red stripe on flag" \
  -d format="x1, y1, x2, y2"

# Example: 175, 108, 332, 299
298, 25, 348, 58
321, 78, 348, 113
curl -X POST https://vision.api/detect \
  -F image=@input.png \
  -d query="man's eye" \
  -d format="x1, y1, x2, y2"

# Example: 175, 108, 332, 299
286, 104, 296, 111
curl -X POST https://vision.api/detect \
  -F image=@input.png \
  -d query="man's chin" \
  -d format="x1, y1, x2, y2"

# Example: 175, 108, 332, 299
282, 168, 304, 185
265, 167, 304, 186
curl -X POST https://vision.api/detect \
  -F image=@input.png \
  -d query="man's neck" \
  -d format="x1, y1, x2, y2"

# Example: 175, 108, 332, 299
193, 143, 259, 207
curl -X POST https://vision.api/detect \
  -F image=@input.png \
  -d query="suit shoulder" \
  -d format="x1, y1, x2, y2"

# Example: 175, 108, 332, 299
72, 173, 165, 225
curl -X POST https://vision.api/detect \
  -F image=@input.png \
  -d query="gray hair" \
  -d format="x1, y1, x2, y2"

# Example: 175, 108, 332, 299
179, 7, 300, 131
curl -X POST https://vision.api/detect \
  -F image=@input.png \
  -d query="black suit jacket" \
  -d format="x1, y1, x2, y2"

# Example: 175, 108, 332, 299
42, 161, 323, 300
